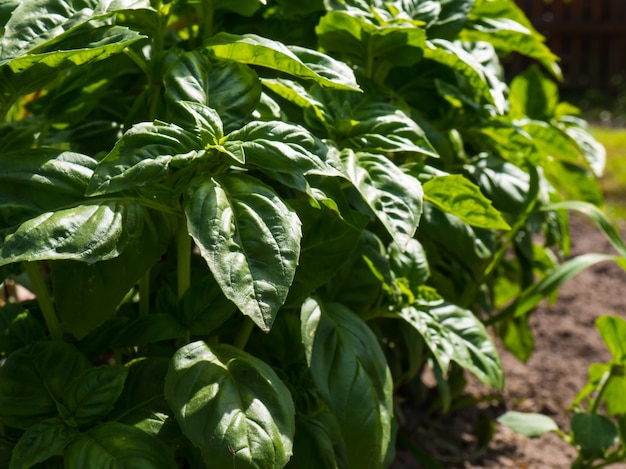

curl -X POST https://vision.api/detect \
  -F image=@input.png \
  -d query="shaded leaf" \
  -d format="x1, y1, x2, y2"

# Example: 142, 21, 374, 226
571, 413, 619, 459
65, 421, 176, 468
10, 417, 79, 469
62, 366, 129, 428
301, 298, 393, 469
0, 342, 90, 429
0, 202, 148, 265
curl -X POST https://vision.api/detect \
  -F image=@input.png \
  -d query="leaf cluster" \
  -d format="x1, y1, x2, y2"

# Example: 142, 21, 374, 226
0, 0, 616, 467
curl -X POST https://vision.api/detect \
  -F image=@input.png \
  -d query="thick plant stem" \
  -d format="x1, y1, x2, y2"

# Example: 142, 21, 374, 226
23, 262, 63, 341
177, 222, 191, 300
234, 318, 255, 351
590, 370, 612, 414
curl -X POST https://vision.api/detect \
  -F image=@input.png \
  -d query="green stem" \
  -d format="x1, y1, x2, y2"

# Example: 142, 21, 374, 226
23, 262, 63, 341
139, 269, 151, 317
177, 222, 191, 300
590, 369, 612, 414
201, 0, 214, 42
233, 318, 255, 350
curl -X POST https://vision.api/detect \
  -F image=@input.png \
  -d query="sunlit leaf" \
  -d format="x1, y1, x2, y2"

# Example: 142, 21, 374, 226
204, 33, 360, 91
165, 341, 295, 469
185, 173, 302, 331
423, 174, 510, 230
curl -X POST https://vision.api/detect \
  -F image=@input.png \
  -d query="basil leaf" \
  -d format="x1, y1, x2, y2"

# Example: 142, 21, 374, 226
65, 421, 177, 468
0, 342, 90, 429
0, 202, 148, 265
62, 366, 129, 428
399, 302, 504, 389
301, 298, 393, 469
10, 417, 79, 469
165, 341, 295, 469
204, 33, 360, 91
423, 174, 510, 230
185, 173, 301, 331
342, 150, 423, 245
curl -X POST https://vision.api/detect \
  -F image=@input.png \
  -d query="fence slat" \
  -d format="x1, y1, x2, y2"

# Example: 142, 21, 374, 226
510, 0, 626, 90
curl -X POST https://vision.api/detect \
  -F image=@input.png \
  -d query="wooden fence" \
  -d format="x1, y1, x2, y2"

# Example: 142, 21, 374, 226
511, 0, 626, 90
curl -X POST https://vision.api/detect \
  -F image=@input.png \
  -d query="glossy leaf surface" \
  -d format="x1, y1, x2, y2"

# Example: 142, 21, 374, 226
165, 341, 295, 469
185, 173, 301, 331
301, 298, 393, 469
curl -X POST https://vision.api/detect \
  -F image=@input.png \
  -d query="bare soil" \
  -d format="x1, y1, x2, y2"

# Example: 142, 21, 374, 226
393, 215, 626, 469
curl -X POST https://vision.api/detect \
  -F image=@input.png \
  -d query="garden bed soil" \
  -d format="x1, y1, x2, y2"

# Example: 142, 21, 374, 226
393, 215, 626, 468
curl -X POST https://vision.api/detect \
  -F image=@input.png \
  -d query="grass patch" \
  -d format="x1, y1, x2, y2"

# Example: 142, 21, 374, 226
593, 126, 626, 221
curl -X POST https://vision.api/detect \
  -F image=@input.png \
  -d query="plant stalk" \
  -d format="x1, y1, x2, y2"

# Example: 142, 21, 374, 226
23, 262, 63, 341
233, 318, 255, 351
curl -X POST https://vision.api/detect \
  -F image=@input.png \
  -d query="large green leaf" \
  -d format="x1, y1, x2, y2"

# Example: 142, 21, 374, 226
2, 25, 145, 73
0, 342, 90, 429
203, 33, 360, 91
341, 150, 423, 245
64, 421, 177, 468
0, 0, 150, 61
61, 366, 129, 428
185, 173, 302, 331
9, 417, 79, 469
340, 100, 439, 157
301, 298, 393, 469
165, 341, 295, 469
163, 50, 261, 133
399, 302, 503, 388
571, 413, 619, 459
0, 149, 96, 229
423, 174, 510, 230
0, 201, 148, 265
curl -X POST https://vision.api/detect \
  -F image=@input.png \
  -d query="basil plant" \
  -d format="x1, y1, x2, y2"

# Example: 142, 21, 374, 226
0, 0, 611, 467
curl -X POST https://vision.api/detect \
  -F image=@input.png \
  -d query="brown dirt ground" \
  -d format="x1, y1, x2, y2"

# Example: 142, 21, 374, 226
392, 215, 626, 469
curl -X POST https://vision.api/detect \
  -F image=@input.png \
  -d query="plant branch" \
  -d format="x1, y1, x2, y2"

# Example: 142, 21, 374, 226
23, 262, 63, 341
